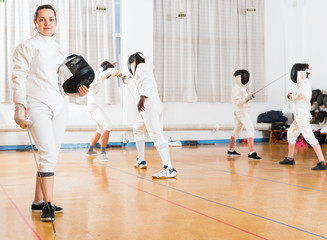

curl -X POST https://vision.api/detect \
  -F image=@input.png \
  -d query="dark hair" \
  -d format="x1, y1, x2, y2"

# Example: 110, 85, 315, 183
34, 4, 56, 21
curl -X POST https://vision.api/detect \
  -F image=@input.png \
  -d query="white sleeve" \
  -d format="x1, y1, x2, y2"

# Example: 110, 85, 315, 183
12, 42, 34, 107
232, 87, 246, 105
91, 68, 120, 90
136, 64, 152, 97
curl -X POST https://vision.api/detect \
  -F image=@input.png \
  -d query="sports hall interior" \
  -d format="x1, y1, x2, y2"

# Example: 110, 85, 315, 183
1, 0, 327, 239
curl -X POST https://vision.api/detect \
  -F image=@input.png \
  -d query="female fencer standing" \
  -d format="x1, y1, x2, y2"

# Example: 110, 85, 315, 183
12, 5, 89, 222
279, 63, 327, 170
228, 70, 262, 160
86, 61, 121, 161
122, 52, 177, 178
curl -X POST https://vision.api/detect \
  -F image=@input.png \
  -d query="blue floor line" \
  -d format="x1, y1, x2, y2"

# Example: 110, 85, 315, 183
88, 159, 327, 239
175, 160, 327, 193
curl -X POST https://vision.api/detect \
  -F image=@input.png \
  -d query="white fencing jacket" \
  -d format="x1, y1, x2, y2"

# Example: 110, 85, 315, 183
87, 68, 118, 111
12, 32, 66, 116
231, 84, 251, 113
128, 63, 161, 110
293, 78, 312, 119
87, 69, 107, 111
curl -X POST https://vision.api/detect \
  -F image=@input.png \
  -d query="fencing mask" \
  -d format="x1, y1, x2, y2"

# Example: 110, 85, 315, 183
290, 63, 309, 83
311, 89, 322, 103
317, 94, 326, 106
127, 52, 145, 75
59, 54, 95, 95
317, 111, 327, 124
100, 61, 115, 79
233, 69, 250, 85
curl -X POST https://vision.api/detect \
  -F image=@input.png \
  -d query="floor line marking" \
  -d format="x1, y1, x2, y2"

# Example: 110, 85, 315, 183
0, 184, 42, 240
87, 160, 327, 240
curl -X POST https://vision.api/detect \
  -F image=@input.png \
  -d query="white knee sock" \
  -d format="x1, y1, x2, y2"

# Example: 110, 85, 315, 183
136, 140, 145, 162
33, 200, 44, 205
157, 145, 172, 169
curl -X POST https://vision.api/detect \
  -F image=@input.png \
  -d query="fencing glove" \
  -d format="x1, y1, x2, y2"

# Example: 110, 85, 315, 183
14, 104, 32, 129
99, 68, 121, 81
245, 94, 255, 102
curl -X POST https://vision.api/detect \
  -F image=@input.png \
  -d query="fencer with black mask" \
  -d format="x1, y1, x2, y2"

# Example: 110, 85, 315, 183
12, 4, 89, 222
228, 70, 262, 160
279, 63, 327, 170
86, 61, 121, 161
122, 52, 177, 178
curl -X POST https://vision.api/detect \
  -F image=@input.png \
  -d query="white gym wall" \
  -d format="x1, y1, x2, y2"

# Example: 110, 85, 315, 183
1, 0, 327, 146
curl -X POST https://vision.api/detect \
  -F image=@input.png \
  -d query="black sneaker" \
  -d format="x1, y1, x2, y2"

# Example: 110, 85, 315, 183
248, 152, 262, 160
311, 162, 327, 170
227, 150, 241, 156
279, 157, 295, 165
41, 202, 55, 222
32, 202, 63, 213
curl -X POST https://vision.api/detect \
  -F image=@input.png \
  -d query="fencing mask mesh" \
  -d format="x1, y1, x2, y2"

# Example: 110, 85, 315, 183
317, 111, 327, 123
290, 63, 309, 83
59, 55, 95, 95
317, 94, 326, 106
233, 69, 250, 85
311, 89, 322, 102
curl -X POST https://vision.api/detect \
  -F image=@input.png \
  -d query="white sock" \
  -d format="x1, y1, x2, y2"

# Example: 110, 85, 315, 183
136, 140, 145, 162
33, 200, 44, 205
157, 145, 172, 169
229, 149, 234, 152
249, 151, 255, 155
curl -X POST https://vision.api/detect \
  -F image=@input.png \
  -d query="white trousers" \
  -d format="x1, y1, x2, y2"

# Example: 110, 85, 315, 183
287, 115, 318, 146
133, 101, 167, 148
232, 110, 255, 139
89, 106, 112, 134
27, 97, 68, 172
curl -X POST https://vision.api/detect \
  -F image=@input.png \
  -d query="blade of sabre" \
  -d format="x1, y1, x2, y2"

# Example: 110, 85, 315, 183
26, 125, 56, 236
252, 72, 290, 95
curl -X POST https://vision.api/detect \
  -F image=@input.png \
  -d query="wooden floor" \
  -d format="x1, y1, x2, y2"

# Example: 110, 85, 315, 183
1, 142, 327, 240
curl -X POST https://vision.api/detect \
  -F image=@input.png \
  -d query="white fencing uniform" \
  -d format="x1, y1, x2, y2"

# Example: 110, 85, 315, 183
129, 63, 167, 149
87, 69, 113, 134
12, 32, 67, 172
287, 78, 318, 146
231, 84, 255, 139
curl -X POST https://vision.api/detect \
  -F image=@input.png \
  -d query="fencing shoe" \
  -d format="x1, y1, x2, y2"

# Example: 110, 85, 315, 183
227, 150, 241, 156
311, 162, 327, 170
152, 165, 177, 179
134, 159, 147, 169
41, 202, 55, 222
279, 157, 295, 165
248, 152, 262, 160
86, 150, 98, 155
32, 201, 63, 213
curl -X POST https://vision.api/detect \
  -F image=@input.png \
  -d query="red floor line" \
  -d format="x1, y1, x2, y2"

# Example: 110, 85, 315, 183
86, 166, 269, 240
0, 184, 42, 240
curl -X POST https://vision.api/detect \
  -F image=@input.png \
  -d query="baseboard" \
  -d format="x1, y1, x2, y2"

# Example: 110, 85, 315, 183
0, 138, 270, 151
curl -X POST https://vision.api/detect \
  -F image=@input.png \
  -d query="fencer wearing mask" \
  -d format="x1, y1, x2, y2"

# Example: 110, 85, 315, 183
86, 61, 121, 161
12, 4, 89, 222
122, 52, 177, 178
228, 70, 262, 160
279, 63, 327, 170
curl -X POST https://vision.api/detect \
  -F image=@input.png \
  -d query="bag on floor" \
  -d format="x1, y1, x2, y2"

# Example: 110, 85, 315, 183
257, 110, 288, 123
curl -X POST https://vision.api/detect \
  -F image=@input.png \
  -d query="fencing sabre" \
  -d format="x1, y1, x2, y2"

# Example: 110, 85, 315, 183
25, 123, 56, 235
252, 72, 290, 95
